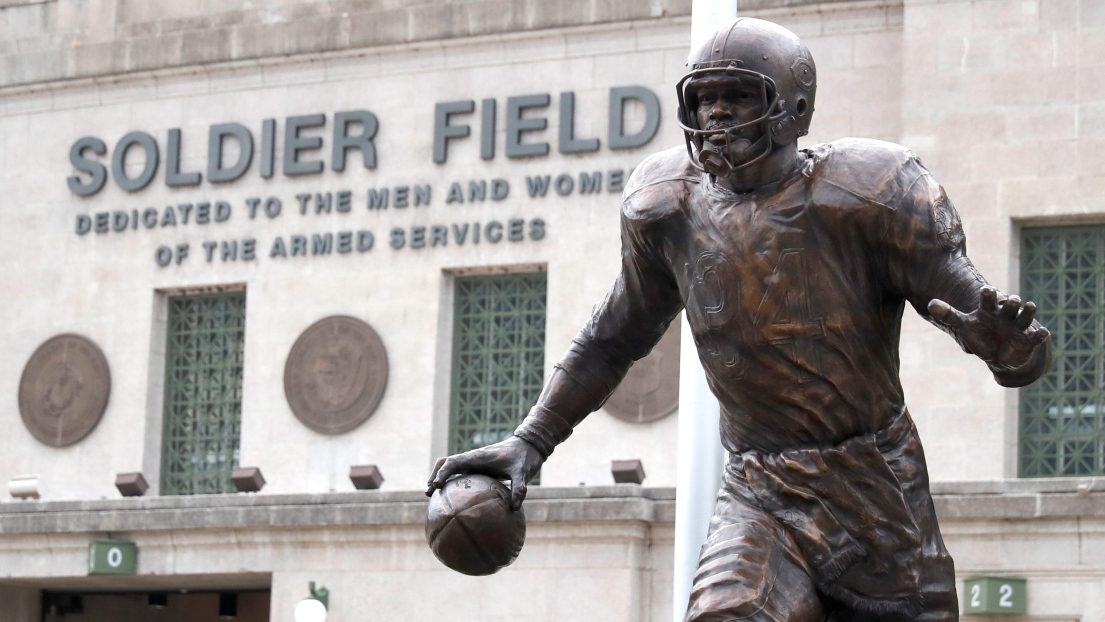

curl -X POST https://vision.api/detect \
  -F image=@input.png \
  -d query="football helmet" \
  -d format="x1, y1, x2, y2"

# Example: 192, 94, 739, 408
677, 18, 817, 173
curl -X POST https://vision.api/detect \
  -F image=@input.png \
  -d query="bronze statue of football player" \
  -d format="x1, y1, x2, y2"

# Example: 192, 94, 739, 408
428, 17, 1052, 622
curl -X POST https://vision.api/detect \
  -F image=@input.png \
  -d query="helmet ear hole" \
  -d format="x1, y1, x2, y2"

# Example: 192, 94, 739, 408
796, 98, 808, 116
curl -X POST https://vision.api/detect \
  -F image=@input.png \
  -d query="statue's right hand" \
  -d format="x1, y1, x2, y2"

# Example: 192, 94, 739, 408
425, 435, 544, 511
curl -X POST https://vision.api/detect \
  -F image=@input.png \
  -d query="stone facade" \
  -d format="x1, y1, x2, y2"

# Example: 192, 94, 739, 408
1, 0, 1104, 620
0, 3, 693, 500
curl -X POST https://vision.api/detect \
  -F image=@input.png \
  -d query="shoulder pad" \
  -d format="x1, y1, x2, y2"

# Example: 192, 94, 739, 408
622, 147, 698, 222
806, 138, 927, 211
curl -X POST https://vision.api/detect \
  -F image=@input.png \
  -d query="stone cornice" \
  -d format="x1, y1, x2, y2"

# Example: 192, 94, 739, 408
0, 0, 901, 89
1, 481, 1103, 535
0, 486, 677, 534
2, 0, 695, 88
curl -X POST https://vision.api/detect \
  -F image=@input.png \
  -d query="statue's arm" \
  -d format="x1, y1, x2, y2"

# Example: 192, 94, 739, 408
880, 159, 1052, 388
515, 202, 684, 456
427, 178, 684, 508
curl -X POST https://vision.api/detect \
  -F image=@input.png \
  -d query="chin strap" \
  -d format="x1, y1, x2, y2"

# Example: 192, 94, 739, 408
697, 131, 775, 177
698, 145, 734, 178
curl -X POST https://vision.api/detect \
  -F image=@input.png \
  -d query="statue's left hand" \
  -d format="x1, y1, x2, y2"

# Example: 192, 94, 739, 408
425, 436, 544, 511
928, 285, 1050, 371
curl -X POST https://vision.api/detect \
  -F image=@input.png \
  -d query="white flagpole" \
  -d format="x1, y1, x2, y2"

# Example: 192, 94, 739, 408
672, 3, 736, 621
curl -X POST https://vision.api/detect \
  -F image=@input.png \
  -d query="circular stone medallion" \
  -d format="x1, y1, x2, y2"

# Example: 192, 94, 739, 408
605, 322, 680, 424
284, 316, 389, 434
18, 334, 111, 447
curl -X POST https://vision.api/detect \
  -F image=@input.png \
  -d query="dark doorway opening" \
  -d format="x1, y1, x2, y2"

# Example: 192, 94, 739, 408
41, 589, 270, 622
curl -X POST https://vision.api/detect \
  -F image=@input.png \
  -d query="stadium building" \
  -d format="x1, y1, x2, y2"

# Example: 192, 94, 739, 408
0, 0, 1103, 620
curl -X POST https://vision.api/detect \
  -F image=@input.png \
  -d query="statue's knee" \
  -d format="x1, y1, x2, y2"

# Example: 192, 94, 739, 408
686, 542, 823, 622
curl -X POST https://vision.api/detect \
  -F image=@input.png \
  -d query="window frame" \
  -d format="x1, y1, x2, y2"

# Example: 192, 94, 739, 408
1018, 224, 1105, 478
159, 289, 247, 496
447, 272, 548, 457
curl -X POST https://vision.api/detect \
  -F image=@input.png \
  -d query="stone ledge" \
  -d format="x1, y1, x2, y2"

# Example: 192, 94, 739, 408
935, 492, 1105, 521
0, 0, 53, 7
930, 477, 1105, 495
2, 482, 1100, 535
0, 486, 676, 534
740, 0, 895, 9
0, 484, 675, 513
933, 478, 1105, 520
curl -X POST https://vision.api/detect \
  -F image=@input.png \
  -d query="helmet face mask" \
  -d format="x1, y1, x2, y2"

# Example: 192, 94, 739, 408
677, 63, 786, 174
676, 18, 817, 177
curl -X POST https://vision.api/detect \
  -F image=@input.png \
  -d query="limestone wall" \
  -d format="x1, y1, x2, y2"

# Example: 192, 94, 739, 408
895, 0, 1105, 481
0, 0, 698, 88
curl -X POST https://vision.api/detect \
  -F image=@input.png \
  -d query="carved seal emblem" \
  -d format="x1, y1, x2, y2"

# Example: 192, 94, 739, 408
604, 321, 680, 424
284, 316, 389, 434
19, 334, 111, 447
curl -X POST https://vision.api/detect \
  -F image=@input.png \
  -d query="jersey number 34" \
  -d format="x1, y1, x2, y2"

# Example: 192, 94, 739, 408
686, 248, 825, 382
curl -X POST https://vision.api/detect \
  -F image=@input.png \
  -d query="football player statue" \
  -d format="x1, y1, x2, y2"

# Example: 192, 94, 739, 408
427, 17, 1052, 622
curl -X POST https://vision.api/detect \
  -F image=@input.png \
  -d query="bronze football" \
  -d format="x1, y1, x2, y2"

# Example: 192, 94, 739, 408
425, 474, 526, 576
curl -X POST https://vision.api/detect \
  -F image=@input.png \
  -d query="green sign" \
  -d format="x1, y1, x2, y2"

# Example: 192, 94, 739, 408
88, 540, 137, 575
964, 577, 1026, 615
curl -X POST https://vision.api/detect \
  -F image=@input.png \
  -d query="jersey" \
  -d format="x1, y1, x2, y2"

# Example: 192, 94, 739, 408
570, 138, 1001, 454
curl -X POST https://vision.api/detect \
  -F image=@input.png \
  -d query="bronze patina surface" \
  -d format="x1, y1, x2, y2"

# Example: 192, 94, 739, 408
285, 315, 388, 434
19, 333, 111, 447
605, 320, 680, 424
426, 474, 526, 576
427, 17, 1052, 622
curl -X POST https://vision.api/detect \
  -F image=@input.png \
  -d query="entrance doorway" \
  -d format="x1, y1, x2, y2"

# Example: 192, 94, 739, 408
32, 573, 271, 622
42, 589, 270, 621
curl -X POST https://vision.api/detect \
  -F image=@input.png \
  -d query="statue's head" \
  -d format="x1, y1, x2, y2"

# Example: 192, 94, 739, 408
677, 18, 817, 177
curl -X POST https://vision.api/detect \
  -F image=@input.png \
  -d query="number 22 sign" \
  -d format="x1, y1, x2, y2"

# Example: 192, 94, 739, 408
964, 577, 1026, 615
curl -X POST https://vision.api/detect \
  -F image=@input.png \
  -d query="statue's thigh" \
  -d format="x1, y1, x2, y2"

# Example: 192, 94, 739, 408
685, 499, 824, 622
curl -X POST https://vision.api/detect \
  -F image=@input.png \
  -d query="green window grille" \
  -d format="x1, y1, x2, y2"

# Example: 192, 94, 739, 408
449, 273, 547, 456
160, 291, 246, 495
1020, 225, 1105, 477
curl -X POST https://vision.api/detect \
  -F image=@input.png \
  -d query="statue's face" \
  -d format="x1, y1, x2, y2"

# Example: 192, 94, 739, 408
693, 76, 768, 169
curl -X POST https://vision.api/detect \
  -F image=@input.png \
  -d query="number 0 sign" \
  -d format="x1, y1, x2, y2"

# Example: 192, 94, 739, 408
88, 540, 137, 575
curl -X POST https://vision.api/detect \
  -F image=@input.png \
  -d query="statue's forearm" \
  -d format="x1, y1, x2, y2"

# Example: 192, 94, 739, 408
511, 370, 586, 459
921, 257, 1053, 387
904, 249, 1049, 388
513, 336, 636, 458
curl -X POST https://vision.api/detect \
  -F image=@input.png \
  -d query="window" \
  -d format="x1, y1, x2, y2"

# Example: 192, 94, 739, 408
1019, 225, 1105, 477
160, 291, 246, 495
449, 273, 547, 455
